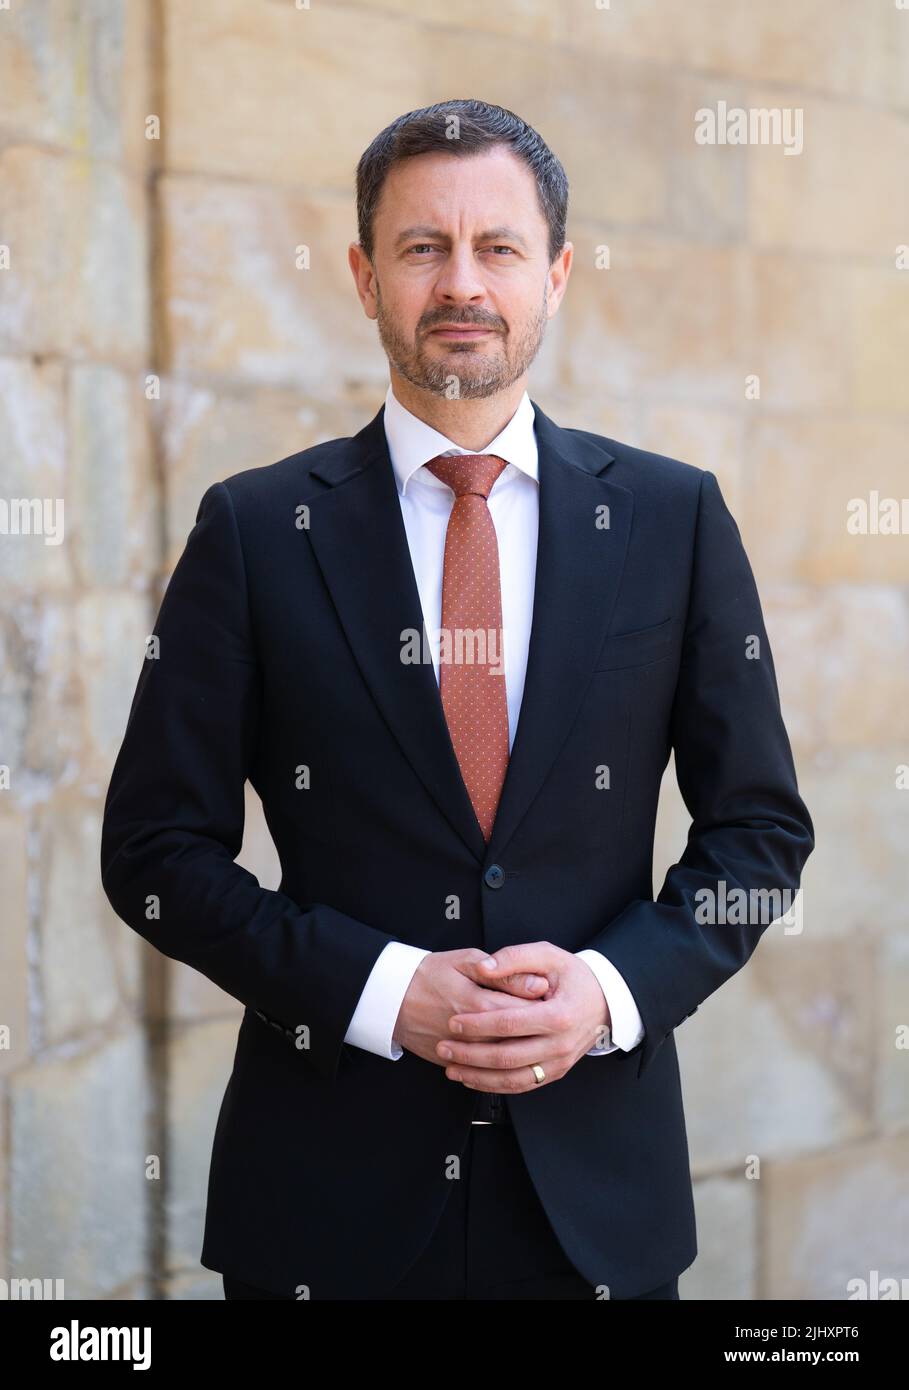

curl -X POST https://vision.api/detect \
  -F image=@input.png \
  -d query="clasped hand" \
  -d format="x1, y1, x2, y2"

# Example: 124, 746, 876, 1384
394, 944, 611, 1095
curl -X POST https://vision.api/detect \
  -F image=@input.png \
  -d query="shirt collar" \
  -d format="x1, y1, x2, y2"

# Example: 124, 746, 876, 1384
383, 384, 539, 496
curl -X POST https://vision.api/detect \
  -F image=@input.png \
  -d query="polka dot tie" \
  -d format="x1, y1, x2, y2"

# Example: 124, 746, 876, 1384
423, 453, 510, 843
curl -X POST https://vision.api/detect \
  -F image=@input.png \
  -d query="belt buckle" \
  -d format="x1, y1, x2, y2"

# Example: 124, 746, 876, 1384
472, 1093, 506, 1125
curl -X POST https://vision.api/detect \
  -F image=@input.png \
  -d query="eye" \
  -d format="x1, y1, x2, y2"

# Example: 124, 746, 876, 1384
406, 244, 517, 256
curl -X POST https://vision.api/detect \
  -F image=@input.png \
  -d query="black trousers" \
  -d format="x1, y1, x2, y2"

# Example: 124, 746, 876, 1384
221, 1120, 681, 1301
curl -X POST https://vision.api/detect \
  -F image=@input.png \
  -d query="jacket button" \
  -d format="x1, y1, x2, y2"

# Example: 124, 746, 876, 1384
484, 863, 505, 888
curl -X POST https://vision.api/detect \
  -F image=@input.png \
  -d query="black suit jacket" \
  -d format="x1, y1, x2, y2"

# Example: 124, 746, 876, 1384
100, 399, 814, 1298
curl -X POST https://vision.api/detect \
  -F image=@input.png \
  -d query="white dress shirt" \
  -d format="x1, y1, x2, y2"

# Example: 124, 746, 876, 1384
344, 384, 646, 1061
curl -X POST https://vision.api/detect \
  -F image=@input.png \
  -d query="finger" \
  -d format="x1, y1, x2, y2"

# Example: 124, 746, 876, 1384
437, 1036, 557, 1070
445, 1063, 554, 1093
449, 999, 567, 1041
489, 971, 551, 997
466, 985, 542, 1014
458, 984, 544, 1039
470, 943, 555, 983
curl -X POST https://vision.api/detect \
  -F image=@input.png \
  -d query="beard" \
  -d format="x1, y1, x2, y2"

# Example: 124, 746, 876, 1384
375, 285, 549, 400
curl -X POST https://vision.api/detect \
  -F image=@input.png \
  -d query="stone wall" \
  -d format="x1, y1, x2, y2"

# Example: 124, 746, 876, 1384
0, 0, 906, 1301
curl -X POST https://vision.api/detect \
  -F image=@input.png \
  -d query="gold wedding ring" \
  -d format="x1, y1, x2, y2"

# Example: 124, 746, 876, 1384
531, 1064, 546, 1085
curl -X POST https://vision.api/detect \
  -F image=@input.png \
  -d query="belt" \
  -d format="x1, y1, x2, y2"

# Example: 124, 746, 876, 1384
471, 1091, 511, 1125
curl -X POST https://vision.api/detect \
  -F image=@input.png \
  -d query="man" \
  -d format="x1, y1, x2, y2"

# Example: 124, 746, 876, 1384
100, 100, 814, 1301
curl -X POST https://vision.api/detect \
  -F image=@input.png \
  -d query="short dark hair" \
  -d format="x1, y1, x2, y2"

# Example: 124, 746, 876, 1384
355, 99, 569, 267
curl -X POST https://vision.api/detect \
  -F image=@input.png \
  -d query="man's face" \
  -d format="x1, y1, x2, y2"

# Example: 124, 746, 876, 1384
354, 146, 570, 400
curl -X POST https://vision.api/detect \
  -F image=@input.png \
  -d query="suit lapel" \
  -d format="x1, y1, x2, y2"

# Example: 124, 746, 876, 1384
305, 408, 488, 861
486, 405, 633, 860
303, 400, 634, 864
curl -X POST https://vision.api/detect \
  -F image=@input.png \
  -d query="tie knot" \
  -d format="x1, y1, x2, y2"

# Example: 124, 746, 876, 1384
424, 453, 508, 501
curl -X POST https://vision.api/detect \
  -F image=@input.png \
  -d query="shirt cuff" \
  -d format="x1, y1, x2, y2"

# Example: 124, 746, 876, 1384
575, 949, 645, 1054
343, 942, 431, 1060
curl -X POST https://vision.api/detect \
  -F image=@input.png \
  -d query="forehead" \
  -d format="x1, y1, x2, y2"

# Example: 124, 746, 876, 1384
376, 146, 544, 231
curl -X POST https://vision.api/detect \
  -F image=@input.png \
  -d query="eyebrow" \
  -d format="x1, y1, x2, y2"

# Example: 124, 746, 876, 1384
394, 225, 531, 251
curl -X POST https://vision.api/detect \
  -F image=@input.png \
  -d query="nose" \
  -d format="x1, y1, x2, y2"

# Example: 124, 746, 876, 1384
432, 242, 487, 304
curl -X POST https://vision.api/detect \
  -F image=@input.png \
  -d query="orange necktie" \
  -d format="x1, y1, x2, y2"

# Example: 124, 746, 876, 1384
423, 453, 510, 842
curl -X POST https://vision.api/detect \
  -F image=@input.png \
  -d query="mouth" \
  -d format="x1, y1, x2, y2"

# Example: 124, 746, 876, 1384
429, 326, 496, 340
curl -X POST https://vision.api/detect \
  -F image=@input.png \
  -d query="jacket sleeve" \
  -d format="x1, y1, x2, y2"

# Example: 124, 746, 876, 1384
100, 479, 399, 1084
579, 469, 815, 1080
